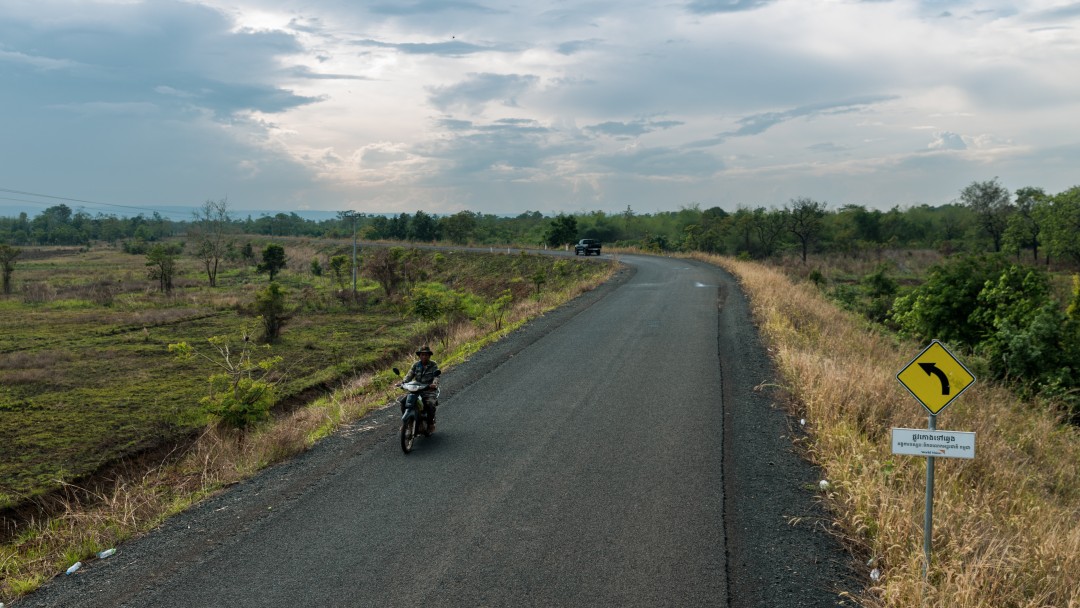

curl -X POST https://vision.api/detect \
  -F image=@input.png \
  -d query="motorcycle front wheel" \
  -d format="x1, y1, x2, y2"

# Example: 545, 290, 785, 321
401, 416, 416, 454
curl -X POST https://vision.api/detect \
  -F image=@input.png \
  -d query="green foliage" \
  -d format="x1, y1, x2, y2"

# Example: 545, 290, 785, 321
890, 256, 1080, 417
960, 178, 1014, 252
257, 243, 287, 281
122, 239, 150, 254
329, 255, 350, 290
824, 265, 898, 323
530, 269, 547, 295
145, 243, 181, 294
310, 257, 323, 276
1043, 186, 1080, 265
486, 289, 514, 330
0, 244, 20, 294
545, 214, 578, 248
253, 282, 291, 343
1067, 275, 1080, 320
169, 326, 283, 429
890, 255, 1008, 346
970, 266, 1073, 385
409, 282, 484, 324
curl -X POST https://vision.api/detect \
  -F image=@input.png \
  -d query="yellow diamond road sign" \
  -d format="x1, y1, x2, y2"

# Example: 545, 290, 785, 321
897, 340, 976, 415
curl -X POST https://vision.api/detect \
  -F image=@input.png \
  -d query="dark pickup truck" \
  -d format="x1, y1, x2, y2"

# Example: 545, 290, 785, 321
574, 239, 602, 256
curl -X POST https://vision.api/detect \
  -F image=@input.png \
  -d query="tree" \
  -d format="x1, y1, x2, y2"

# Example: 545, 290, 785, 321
1041, 187, 1080, 266
146, 243, 180, 294
329, 255, 351, 290
254, 282, 292, 343
960, 178, 1014, 252
1004, 187, 1048, 262
410, 210, 439, 242
0, 244, 20, 295
442, 211, 478, 244
364, 246, 405, 298
545, 214, 578, 248
257, 244, 287, 281
785, 197, 827, 263
190, 198, 231, 287
751, 207, 786, 258
729, 207, 756, 255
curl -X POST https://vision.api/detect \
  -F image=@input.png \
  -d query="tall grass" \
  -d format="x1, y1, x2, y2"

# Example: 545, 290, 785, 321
700, 253, 1080, 608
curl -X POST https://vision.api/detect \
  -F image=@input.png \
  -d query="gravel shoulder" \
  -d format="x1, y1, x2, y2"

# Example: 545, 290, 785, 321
707, 257, 859, 607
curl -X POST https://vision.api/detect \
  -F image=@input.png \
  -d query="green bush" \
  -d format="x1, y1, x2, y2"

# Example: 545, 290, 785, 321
890, 255, 1008, 345
891, 256, 1080, 419
169, 329, 283, 430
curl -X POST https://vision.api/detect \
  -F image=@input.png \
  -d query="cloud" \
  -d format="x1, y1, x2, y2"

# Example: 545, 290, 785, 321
928, 131, 967, 151
0, 48, 80, 71
595, 147, 724, 177
47, 101, 160, 117
686, 0, 775, 15
369, 0, 502, 16
556, 39, 603, 55
428, 73, 539, 113
351, 38, 506, 56
586, 119, 684, 138
689, 96, 899, 147
3, 0, 1080, 214
0, 1, 318, 118
286, 66, 369, 80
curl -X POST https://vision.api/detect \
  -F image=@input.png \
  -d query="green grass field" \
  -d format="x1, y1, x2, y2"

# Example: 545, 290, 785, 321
0, 240, 606, 509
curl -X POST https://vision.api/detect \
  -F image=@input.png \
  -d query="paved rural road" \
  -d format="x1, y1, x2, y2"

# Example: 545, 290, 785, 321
25, 254, 854, 607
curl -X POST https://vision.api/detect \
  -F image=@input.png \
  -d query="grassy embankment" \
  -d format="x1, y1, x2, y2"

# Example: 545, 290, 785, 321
0, 241, 617, 601
700, 253, 1080, 608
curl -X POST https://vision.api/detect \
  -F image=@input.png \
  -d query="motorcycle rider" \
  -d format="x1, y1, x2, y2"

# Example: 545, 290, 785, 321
401, 345, 440, 433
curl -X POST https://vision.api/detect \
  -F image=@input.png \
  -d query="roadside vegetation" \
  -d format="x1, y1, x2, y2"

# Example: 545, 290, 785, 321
0, 239, 615, 602
701, 252, 1080, 608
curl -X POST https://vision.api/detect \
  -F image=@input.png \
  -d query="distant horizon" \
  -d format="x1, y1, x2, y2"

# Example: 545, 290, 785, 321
0, 196, 982, 223
3, 1, 1078, 216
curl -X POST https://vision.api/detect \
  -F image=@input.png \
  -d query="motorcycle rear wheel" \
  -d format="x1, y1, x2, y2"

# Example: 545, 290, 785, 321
401, 417, 416, 454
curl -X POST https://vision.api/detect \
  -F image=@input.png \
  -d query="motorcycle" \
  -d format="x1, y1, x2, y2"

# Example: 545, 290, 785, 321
392, 367, 440, 454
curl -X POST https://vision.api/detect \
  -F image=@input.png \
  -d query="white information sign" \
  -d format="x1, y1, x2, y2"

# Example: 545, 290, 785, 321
891, 428, 975, 459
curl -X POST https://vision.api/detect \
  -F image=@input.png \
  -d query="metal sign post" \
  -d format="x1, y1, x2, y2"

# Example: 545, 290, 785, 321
894, 341, 977, 581
923, 414, 936, 579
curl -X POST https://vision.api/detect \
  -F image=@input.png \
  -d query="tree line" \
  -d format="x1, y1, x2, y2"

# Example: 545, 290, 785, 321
2, 180, 1080, 265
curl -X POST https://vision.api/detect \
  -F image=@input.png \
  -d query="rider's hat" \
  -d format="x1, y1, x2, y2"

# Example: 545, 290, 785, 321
415, 345, 433, 356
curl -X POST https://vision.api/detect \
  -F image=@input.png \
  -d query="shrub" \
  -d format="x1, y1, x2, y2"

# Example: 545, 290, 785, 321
169, 326, 283, 430
890, 254, 1008, 345
253, 282, 292, 343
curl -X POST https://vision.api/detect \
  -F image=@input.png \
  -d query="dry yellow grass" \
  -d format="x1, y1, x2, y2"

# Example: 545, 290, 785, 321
699, 253, 1080, 608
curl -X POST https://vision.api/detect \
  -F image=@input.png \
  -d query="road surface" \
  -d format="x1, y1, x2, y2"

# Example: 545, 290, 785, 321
25, 253, 853, 607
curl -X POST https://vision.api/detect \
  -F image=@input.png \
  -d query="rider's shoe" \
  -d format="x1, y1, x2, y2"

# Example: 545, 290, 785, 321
427, 421, 436, 434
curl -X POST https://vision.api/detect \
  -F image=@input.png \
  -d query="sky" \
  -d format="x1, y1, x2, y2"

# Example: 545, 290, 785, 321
2, 0, 1079, 219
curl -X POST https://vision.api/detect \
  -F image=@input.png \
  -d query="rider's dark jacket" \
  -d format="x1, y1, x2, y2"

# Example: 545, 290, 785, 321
403, 360, 440, 385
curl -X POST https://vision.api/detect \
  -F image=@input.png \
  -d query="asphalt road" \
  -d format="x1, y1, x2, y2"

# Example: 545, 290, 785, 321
24, 253, 854, 607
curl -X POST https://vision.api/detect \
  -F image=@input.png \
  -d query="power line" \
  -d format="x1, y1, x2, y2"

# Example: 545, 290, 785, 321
0, 187, 195, 219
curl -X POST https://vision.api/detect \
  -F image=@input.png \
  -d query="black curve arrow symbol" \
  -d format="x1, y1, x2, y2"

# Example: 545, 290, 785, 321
918, 362, 950, 395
